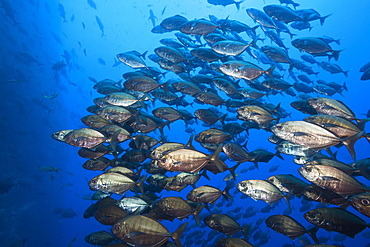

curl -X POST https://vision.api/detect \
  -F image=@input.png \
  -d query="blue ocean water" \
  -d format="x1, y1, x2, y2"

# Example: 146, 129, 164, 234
1, 0, 370, 246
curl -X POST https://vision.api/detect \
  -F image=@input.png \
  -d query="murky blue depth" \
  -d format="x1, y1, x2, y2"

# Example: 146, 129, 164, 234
1, 0, 370, 246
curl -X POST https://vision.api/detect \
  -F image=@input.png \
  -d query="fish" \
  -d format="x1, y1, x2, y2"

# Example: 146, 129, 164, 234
292, 37, 343, 61
302, 184, 350, 208
247, 8, 277, 30
180, 18, 227, 36
160, 14, 188, 31
298, 165, 368, 197
98, 58, 106, 65
219, 61, 276, 81
267, 174, 309, 196
87, 0, 97, 9
58, 3, 67, 23
155, 144, 223, 173
216, 238, 253, 247
265, 215, 319, 243
149, 9, 157, 28
304, 207, 370, 238
271, 120, 363, 160
157, 197, 204, 226
237, 179, 292, 209
187, 184, 232, 204
38, 166, 61, 173
117, 51, 148, 69
296, 9, 332, 26
95, 16, 105, 37
204, 214, 249, 238
212, 39, 257, 57
88, 172, 146, 195
207, 0, 244, 10
264, 5, 302, 24
94, 205, 127, 225
85, 231, 115, 246
319, 61, 350, 77
112, 215, 187, 247
278, 0, 300, 9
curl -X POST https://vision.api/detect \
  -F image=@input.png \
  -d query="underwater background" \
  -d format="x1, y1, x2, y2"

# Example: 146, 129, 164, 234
1, 0, 370, 246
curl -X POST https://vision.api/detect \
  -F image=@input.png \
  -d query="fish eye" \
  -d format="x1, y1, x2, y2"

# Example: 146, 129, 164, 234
361, 199, 370, 206
114, 225, 121, 231
306, 167, 312, 172
276, 125, 283, 130
161, 158, 166, 163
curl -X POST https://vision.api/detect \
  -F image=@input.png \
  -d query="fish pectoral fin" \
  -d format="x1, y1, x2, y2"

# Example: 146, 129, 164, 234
293, 132, 309, 137
129, 231, 148, 237
250, 112, 262, 116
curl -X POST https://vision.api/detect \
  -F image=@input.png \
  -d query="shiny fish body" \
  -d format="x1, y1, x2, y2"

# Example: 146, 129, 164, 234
298, 164, 367, 197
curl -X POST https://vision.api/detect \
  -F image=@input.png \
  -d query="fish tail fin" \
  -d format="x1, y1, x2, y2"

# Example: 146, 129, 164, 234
136, 174, 147, 195
307, 226, 320, 244
201, 169, 211, 181
357, 163, 370, 180
320, 13, 332, 26
242, 140, 248, 151
284, 188, 294, 211
218, 15, 230, 33
250, 34, 260, 49
250, 25, 259, 36
158, 121, 170, 136
332, 49, 344, 61
253, 161, 259, 170
265, 64, 277, 81
172, 222, 188, 247
193, 204, 205, 227
229, 162, 241, 180
335, 39, 341, 45
235, 1, 244, 11
222, 183, 233, 201
138, 97, 147, 111
241, 222, 252, 240
275, 151, 284, 160
110, 130, 121, 160
343, 81, 348, 91
357, 118, 370, 130
343, 70, 350, 77
141, 50, 148, 60
211, 144, 224, 172
161, 81, 170, 95
293, 2, 300, 9
55, 168, 62, 174
220, 113, 227, 127
289, 32, 297, 40
185, 134, 195, 150
133, 109, 141, 125
343, 130, 364, 160
136, 166, 144, 179
151, 97, 156, 108
159, 135, 168, 144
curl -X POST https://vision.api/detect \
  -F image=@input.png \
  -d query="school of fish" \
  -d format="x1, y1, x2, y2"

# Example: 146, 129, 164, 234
51, 1, 370, 247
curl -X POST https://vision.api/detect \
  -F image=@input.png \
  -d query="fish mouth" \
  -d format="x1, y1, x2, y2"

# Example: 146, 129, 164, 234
303, 211, 315, 221
348, 197, 361, 209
